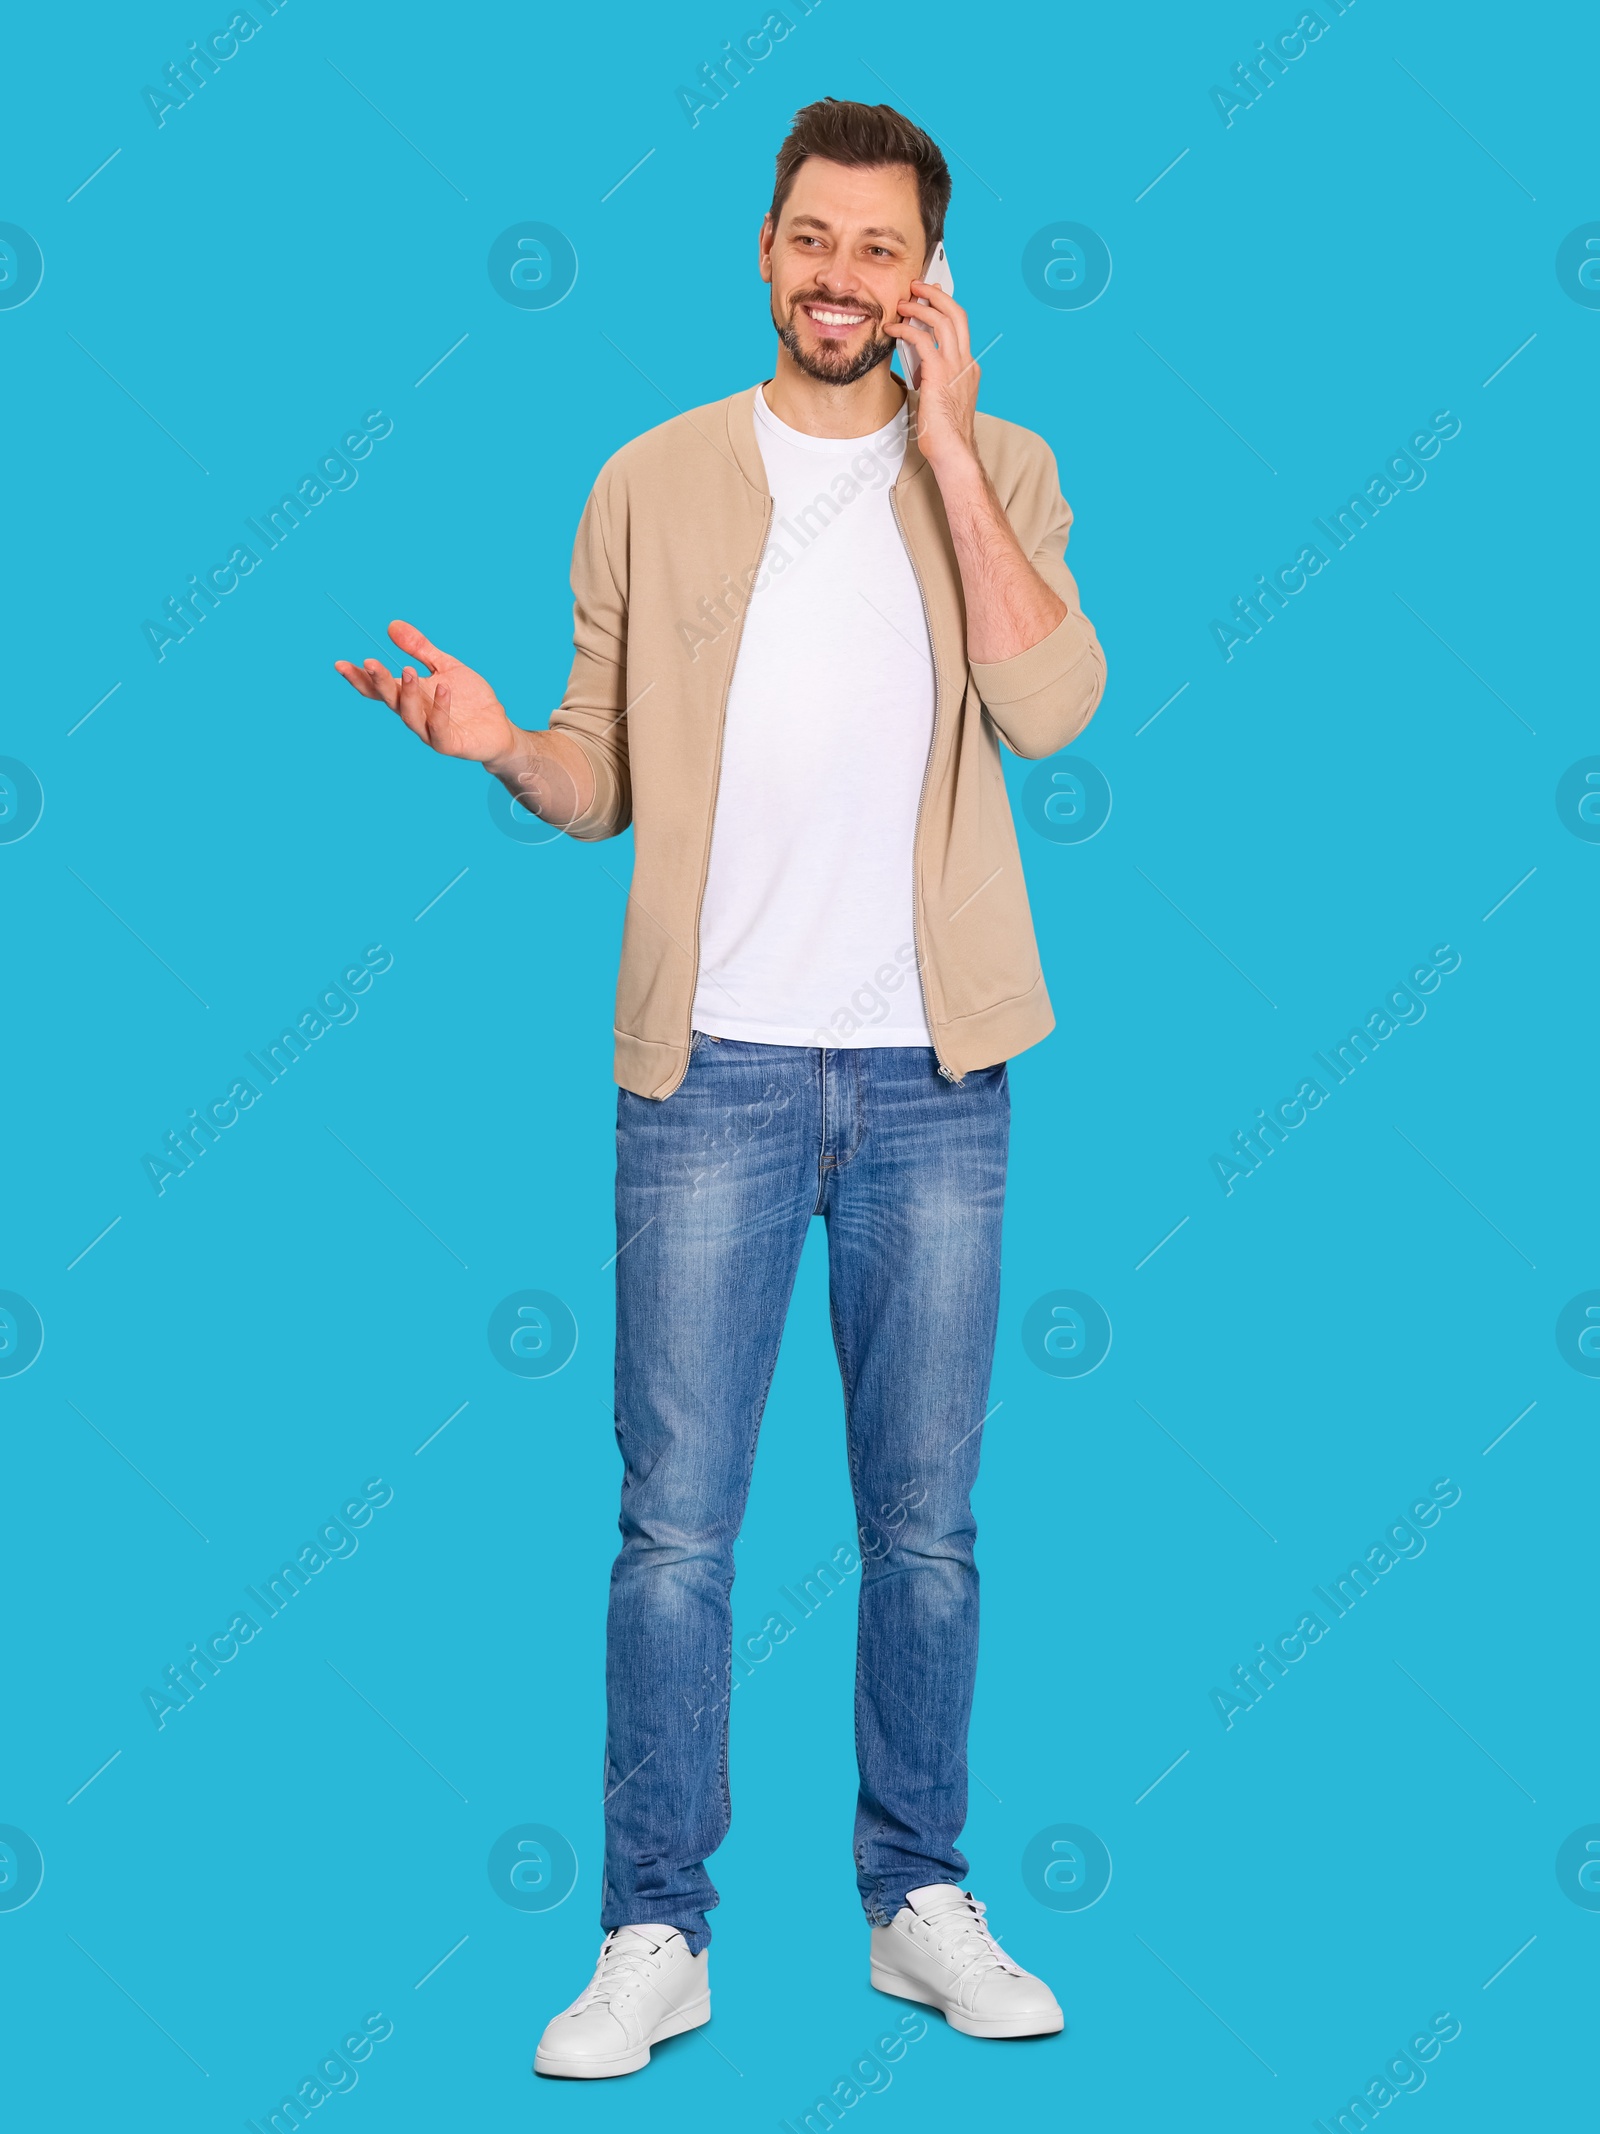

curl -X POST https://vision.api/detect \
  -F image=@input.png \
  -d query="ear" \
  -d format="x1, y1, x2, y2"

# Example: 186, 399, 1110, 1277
758, 213, 775, 284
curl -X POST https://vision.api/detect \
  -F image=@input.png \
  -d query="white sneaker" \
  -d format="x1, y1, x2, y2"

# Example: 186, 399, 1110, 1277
533, 1925, 710, 2079
870, 1884, 1063, 2039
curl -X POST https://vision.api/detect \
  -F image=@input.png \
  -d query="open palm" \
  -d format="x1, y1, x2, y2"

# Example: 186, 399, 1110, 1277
334, 619, 515, 763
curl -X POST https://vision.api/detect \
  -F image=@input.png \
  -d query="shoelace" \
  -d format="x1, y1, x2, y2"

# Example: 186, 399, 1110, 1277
566, 1929, 672, 2015
912, 1890, 1023, 1979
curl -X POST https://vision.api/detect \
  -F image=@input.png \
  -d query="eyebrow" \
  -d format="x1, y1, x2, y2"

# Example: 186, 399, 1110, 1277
787, 214, 910, 243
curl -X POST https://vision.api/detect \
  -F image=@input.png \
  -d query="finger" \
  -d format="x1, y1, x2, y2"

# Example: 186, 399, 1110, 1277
424, 679, 467, 753
334, 660, 383, 700
903, 285, 970, 362
909, 280, 968, 326
885, 313, 947, 373
361, 657, 402, 711
388, 618, 450, 673
396, 665, 430, 739
884, 312, 940, 342
908, 283, 972, 363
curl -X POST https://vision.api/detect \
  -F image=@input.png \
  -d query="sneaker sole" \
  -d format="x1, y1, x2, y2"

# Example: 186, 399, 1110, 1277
870, 1964, 1063, 2040
533, 1995, 711, 2079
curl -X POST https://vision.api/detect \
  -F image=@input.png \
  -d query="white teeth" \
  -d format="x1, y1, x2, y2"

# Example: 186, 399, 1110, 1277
807, 306, 866, 325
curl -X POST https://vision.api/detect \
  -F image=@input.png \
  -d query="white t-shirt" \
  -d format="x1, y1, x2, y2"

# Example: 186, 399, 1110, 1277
690, 385, 935, 1047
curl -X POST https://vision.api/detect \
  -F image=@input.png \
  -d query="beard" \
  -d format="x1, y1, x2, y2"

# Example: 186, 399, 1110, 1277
774, 288, 897, 386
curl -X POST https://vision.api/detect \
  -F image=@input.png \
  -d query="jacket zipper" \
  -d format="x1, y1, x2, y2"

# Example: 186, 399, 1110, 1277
889, 481, 959, 1083
670, 493, 775, 1096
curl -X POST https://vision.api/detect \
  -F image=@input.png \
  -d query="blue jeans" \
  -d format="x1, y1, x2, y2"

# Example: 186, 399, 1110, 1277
601, 1033, 1010, 1951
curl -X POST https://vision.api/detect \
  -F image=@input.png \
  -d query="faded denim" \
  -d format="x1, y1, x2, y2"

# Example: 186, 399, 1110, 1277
601, 1034, 1009, 1951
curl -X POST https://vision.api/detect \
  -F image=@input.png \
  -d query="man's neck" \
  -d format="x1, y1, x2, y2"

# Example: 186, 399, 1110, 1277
762, 344, 907, 438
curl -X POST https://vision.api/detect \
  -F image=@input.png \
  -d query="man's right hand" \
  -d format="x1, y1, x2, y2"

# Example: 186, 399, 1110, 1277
335, 618, 593, 827
335, 618, 516, 762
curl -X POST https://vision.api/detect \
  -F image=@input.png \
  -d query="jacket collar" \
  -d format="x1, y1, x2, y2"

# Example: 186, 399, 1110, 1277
724, 380, 933, 495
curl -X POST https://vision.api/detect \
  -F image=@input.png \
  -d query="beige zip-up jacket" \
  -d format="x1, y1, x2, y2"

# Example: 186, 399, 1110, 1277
549, 384, 1106, 1099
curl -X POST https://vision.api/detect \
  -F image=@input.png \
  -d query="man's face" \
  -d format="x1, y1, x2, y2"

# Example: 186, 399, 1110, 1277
761, 159, 926, 387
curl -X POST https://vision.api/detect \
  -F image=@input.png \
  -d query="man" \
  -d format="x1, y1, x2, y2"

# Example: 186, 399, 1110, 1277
336, 98, 1104, 2079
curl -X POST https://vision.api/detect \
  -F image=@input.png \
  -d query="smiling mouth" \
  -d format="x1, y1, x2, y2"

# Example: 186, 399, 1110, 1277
800, 300, 871, 333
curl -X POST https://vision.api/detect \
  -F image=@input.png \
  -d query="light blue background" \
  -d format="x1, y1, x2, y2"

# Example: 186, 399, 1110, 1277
2, 1, 1594, 2127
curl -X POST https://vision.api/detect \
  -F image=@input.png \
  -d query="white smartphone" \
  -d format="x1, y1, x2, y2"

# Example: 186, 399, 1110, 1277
899, 241, 955, 389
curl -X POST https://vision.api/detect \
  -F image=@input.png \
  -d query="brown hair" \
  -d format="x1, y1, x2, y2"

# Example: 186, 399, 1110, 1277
769, 98, 952, 252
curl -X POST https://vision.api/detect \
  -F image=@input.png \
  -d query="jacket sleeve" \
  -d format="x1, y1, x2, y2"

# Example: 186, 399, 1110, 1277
969, 441, 1106, 760
547, 467, 633, 840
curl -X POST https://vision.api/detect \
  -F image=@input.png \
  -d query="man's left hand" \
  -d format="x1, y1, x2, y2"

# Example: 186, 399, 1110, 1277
887, 281, 980, 475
